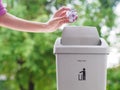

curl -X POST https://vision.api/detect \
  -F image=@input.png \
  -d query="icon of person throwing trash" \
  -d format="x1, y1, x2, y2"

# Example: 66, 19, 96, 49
78, 68, 86, 81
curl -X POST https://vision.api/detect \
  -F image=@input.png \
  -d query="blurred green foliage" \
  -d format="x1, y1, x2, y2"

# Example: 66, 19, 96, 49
107, 66, 120, 90
0, 0, 120, 90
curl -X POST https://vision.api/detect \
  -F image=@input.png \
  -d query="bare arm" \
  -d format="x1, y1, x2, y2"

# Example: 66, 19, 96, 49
0, 7, 69, 33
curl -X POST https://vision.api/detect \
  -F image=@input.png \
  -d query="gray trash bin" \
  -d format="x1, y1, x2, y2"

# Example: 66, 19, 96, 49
54, 26, 109, 90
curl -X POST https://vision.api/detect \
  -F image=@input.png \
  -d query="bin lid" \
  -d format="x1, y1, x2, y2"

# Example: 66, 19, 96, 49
61, 26, 100, 45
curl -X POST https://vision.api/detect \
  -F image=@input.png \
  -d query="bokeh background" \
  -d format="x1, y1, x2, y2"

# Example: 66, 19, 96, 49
0, 0, 120, 90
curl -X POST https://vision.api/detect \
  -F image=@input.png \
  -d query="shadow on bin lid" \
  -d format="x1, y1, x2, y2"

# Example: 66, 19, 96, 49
61, 26, 100, 45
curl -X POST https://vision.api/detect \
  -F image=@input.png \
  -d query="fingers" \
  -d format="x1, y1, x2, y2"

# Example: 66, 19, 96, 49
47, 16, 69, 32
54, 6, 70, 18
59, 11, 67, 17
60, 19, 69, 24
54, 17, 69, 28
53, 16, 69, 23
58, 6, 70, 12
55, 19, 69, 30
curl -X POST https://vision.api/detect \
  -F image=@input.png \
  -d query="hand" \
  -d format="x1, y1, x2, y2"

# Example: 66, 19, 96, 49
53, 6, 70, 18
47, 16, 69, 32
46, 6, 70, 32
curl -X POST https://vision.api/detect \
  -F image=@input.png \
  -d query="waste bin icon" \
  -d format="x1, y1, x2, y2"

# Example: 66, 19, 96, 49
53, 26, 109, 90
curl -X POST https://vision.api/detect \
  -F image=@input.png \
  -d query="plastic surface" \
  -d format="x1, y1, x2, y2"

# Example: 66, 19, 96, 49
54, 26, 109, 90
61, 26, 100, 45
54, 38, 109, 54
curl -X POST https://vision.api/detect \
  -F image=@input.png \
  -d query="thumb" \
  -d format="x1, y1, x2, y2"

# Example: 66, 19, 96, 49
53, 16, 69, 23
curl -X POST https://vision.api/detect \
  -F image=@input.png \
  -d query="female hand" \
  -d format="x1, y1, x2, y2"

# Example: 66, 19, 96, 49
47, 16, 69, 32
47, 7, 70, 32
53, 6, 70, 18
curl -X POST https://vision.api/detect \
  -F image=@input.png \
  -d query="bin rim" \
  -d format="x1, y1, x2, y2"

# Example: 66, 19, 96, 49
53, 38, 109, 54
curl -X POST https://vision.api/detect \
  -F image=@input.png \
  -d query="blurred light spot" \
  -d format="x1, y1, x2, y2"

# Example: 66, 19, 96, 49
114, 2, 120, 16
3, 3, 7, 7
87, 0, 93, 4
0, 75, 6, 80
107, 48, 120, 68
101, 26, 108, 35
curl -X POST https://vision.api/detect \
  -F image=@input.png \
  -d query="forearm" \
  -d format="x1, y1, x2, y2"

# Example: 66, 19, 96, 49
0, 13, 50, 32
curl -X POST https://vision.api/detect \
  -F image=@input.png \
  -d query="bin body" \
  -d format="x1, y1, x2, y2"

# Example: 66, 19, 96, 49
56, 54, 106, 90
54, 26, 109, 90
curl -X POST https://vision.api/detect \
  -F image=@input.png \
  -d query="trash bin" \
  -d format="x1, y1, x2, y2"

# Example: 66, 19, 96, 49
53, 26, 109, 90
